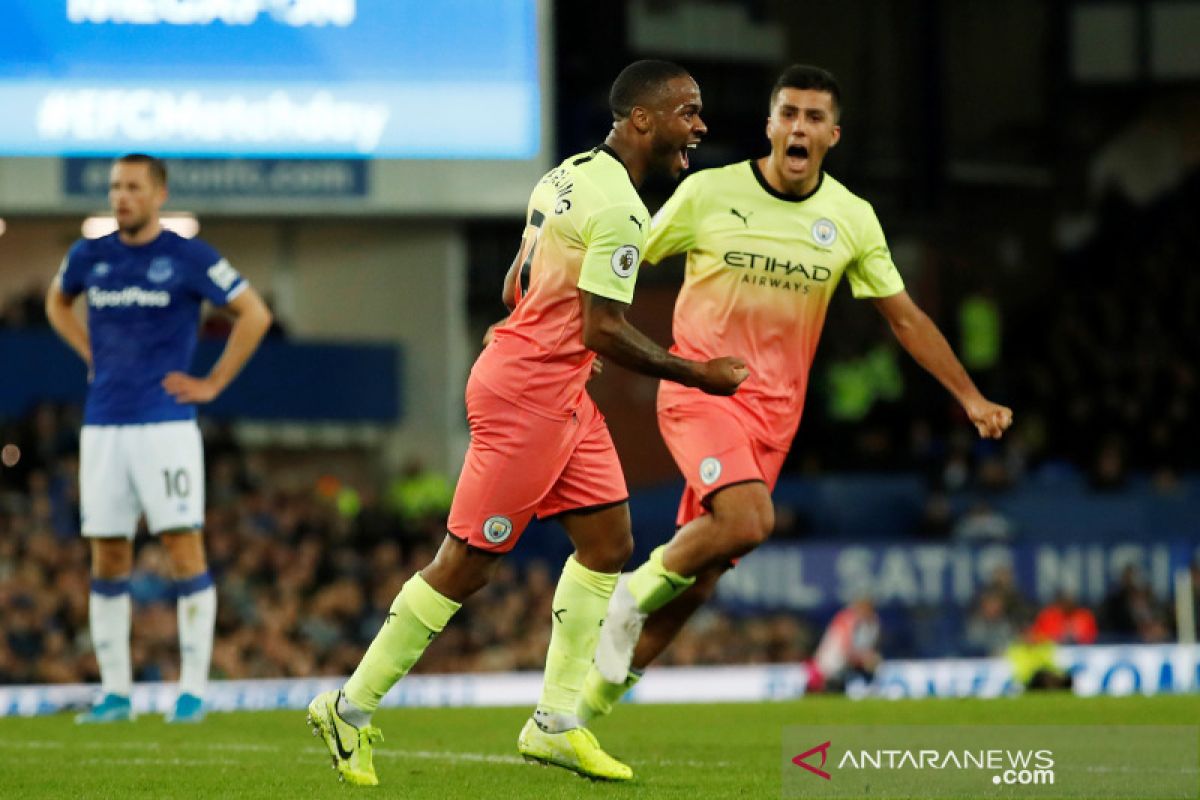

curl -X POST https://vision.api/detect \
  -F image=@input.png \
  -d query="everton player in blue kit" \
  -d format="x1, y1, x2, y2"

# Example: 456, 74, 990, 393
45, 154, 272, 723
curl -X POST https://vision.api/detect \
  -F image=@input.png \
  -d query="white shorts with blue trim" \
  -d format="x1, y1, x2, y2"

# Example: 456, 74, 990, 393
79, 420, 205, 537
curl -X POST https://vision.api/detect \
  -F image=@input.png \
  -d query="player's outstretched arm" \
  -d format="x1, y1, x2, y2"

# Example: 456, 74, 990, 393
580, 290, 747, 396
872, 290, 1012, 439
44, 279, 91, 369
162, 286, 272, 404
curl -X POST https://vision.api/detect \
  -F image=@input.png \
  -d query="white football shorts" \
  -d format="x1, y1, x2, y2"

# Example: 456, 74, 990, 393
79, 420, 206, 537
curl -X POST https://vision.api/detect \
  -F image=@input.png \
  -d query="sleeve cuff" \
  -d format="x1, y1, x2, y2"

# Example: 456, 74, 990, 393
576, 278, 634, 305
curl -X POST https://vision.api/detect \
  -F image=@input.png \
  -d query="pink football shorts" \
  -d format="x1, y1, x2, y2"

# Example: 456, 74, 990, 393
658, 395, 788, 528
447, 376, 628, 553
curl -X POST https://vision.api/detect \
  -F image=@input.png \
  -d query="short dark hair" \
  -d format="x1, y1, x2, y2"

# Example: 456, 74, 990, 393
115, 153, 167, 186
770, 64, 841, 115
609, 59, 691, 120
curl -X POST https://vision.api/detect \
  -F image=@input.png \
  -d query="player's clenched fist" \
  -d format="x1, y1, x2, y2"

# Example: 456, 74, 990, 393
695, 356, 749, 396
964, 397, 1013, 439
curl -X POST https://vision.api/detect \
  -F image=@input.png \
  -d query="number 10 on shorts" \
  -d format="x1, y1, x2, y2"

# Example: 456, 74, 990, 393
162, 468, 191, 498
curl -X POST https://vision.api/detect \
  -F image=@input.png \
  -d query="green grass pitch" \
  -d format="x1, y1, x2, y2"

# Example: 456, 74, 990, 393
1, 695, 1196, 798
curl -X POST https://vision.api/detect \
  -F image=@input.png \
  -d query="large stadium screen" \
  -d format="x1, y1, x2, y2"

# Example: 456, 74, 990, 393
0, 1, 541, 160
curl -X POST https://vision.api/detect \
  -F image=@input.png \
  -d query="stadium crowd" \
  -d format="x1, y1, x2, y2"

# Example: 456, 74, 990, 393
0, 410, 813, 685
0, 400, 1188, 687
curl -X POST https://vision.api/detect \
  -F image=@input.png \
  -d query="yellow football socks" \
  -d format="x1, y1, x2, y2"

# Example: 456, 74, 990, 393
343, 573, 461, 713
580, 665, 643, 720
537, 556, 619, 715
627, 545, 695, 614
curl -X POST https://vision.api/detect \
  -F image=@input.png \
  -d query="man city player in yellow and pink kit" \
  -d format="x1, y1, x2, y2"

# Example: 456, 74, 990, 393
306, 60, 747, 788
580, 65, 1013, 719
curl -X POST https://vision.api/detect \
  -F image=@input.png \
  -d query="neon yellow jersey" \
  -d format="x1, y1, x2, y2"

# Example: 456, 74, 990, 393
646, 160, 904, 447
476, 145, 650, 417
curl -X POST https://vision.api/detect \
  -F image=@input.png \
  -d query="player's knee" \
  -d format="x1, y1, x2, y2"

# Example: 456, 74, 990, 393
91, 539, 132, 579
424, 535, 500, 601
716, 505, 774, 557
163, 534, 207, 579
579, 530, 633, 573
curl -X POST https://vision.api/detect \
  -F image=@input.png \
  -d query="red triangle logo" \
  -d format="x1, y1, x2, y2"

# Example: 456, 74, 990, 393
792, 740, 832, 780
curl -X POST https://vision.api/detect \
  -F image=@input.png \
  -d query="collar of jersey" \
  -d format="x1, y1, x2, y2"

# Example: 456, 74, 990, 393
596, 143, 625, 168
749, 159, 824, 203
595, 143, 638, 189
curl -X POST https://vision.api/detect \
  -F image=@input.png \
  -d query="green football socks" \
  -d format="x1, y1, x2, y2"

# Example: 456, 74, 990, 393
343, 573, 461, 714
627, 545, 695, 614
579, 665, 643, 721
537, 556, 619, 715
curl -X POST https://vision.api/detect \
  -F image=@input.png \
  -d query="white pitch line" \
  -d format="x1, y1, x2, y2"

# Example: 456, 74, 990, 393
76, 757, 242, 767
1073, 765, 1200, 775
10, 739, 1199, 778
372, 749, 525, 765
9, 738, 734, 767
312, 744, 736, 769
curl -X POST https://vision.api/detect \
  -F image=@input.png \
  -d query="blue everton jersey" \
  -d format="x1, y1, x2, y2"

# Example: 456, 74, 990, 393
58, 230, 246, 425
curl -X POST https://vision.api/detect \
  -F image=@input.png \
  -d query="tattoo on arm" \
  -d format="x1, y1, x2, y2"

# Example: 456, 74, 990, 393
583, 293, 699, 387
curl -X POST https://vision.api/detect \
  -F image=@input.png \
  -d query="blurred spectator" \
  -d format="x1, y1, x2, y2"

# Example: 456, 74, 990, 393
386, 457, 453, 528
0, 283, 49, 329
978, 565, 1032, 628
917, 491, 953, 539
808, 597, 881, 693
1089, 438, 1129, 492
964, 590, 1017, 656
1007, 632, 1072, 691
951, 500, 1014, 543
1100, 565, 1172, 643
1030, 592, 1098, 645
957, 289, 1002, 373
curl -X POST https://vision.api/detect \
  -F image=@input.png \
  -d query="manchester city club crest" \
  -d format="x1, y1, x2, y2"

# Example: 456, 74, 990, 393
699, 457, 723, 486
482, 515, 514, 544
811, 218, 838, 247
147, 257, 174, 283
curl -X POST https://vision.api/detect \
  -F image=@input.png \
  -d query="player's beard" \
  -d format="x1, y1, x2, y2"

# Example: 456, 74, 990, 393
648, 135, 684, 180
118, 215, 150, 238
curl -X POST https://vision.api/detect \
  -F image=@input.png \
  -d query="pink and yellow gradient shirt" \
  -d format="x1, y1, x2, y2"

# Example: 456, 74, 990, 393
646, 160, 905, 447
473, 145, 650, 418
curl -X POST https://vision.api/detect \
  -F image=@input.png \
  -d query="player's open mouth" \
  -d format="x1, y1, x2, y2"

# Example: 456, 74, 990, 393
680, 142, 698, 170
785, 144, 809, 170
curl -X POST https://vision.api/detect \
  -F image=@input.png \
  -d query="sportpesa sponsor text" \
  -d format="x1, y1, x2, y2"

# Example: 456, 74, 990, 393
87, 286, 171, 308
